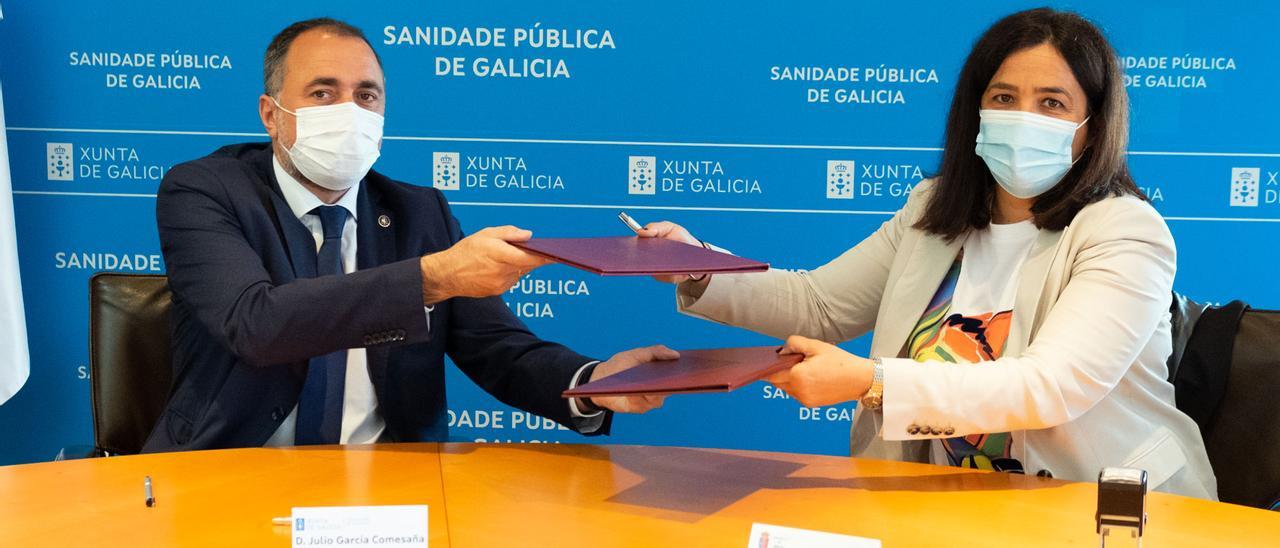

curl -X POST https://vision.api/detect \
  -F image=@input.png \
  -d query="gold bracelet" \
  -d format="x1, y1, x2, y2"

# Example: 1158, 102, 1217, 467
860, 357, 884, 410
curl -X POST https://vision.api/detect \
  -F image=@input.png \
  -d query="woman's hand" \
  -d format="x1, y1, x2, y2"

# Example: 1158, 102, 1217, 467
635, 221, 707, 284
767, 335, 875, 408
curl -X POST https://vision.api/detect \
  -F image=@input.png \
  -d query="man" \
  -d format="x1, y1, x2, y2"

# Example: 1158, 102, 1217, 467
142, 18, 673, 451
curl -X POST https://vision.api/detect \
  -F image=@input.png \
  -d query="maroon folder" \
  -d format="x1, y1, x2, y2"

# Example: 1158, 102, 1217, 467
562, 346, 803, 398
512, 236, 768, 276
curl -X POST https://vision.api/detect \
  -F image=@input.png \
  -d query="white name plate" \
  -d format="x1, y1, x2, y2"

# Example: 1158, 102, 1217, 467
748, 523, 881, 548
291, 505, 428, 548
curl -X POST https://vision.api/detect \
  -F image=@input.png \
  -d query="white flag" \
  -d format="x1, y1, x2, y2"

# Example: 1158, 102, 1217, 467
0, 80, 31, 405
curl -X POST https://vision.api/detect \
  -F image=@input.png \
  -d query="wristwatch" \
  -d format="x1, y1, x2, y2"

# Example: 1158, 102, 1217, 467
860, 357, 884, 410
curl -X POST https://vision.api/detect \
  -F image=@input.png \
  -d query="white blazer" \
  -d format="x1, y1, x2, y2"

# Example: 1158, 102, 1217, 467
678, 179, 1217, 500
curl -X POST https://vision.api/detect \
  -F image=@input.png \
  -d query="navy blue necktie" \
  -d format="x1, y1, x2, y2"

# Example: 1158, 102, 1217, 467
295, 205, 349, 445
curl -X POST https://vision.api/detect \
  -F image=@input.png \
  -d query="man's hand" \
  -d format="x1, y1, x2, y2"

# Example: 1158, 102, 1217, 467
635, 221, 707, 285
766, 335, 875, 408
579, 345, 680, 414
419, 225, 551, 303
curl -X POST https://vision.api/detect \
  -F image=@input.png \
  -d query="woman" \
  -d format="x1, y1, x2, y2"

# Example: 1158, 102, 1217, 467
643, 8, 1216, 499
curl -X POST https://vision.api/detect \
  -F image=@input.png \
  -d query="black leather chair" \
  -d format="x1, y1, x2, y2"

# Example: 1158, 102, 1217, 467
1168, 293, 1280, 510
1166, 292, 1207, 382
88, 273, 173, 456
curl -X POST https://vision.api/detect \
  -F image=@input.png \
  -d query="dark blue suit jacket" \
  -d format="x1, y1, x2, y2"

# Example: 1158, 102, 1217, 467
142, 142, 609, 452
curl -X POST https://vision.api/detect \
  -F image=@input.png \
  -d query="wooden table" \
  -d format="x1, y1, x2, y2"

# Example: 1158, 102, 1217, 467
0, 443, 1274, 546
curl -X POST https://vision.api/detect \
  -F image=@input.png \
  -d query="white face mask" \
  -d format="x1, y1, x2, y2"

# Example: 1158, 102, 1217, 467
974, 109, 1089, 199
272, 98, 384, 191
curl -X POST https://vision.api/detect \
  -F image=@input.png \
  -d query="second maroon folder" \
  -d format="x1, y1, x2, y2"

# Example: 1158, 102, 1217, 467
562, 346, 802, 398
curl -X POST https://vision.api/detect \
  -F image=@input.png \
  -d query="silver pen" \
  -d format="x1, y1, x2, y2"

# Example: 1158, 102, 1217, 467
144, 475, 155, 507
618, 211, 644, 234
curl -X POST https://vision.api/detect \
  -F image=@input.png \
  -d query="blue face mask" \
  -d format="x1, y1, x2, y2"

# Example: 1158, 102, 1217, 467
974, 109, 1089, 199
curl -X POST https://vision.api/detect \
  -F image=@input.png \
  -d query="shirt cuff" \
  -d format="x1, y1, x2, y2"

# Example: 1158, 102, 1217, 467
423, 305, 434, 332
568, 361, 604, 418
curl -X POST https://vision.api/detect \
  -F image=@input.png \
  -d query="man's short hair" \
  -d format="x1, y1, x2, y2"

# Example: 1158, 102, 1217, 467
263, 17, 383, 97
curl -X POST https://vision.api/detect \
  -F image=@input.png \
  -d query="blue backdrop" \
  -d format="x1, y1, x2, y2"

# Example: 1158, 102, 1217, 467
1, 1, 1276, 465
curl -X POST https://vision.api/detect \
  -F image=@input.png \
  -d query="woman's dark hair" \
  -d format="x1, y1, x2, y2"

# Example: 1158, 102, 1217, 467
916, 8, 1143, 240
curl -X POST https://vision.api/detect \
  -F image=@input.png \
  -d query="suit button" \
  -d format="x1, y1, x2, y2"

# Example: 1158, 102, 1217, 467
271, 407, 283, 421
943, 427, 955, 436
907, 424, 921, 435
1037, 469, 1054, 479
929, 426, 941, 435
362, 335, 373, 346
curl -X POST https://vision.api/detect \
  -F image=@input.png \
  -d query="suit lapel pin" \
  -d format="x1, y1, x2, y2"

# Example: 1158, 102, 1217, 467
378, 214, 391, 228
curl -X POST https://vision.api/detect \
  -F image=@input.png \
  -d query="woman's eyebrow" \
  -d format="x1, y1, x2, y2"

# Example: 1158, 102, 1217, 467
1036, 86, 1071, 97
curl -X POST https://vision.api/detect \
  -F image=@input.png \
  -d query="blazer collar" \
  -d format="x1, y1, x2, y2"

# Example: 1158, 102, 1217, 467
266, 185, 319, 279
355, 176, 395, 271
1004, 228, 1066, 356
242, 147, 314, 280
873, 231, 963, 359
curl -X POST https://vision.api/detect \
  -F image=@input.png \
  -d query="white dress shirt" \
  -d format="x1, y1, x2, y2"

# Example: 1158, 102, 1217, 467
265, 157, 599, 446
